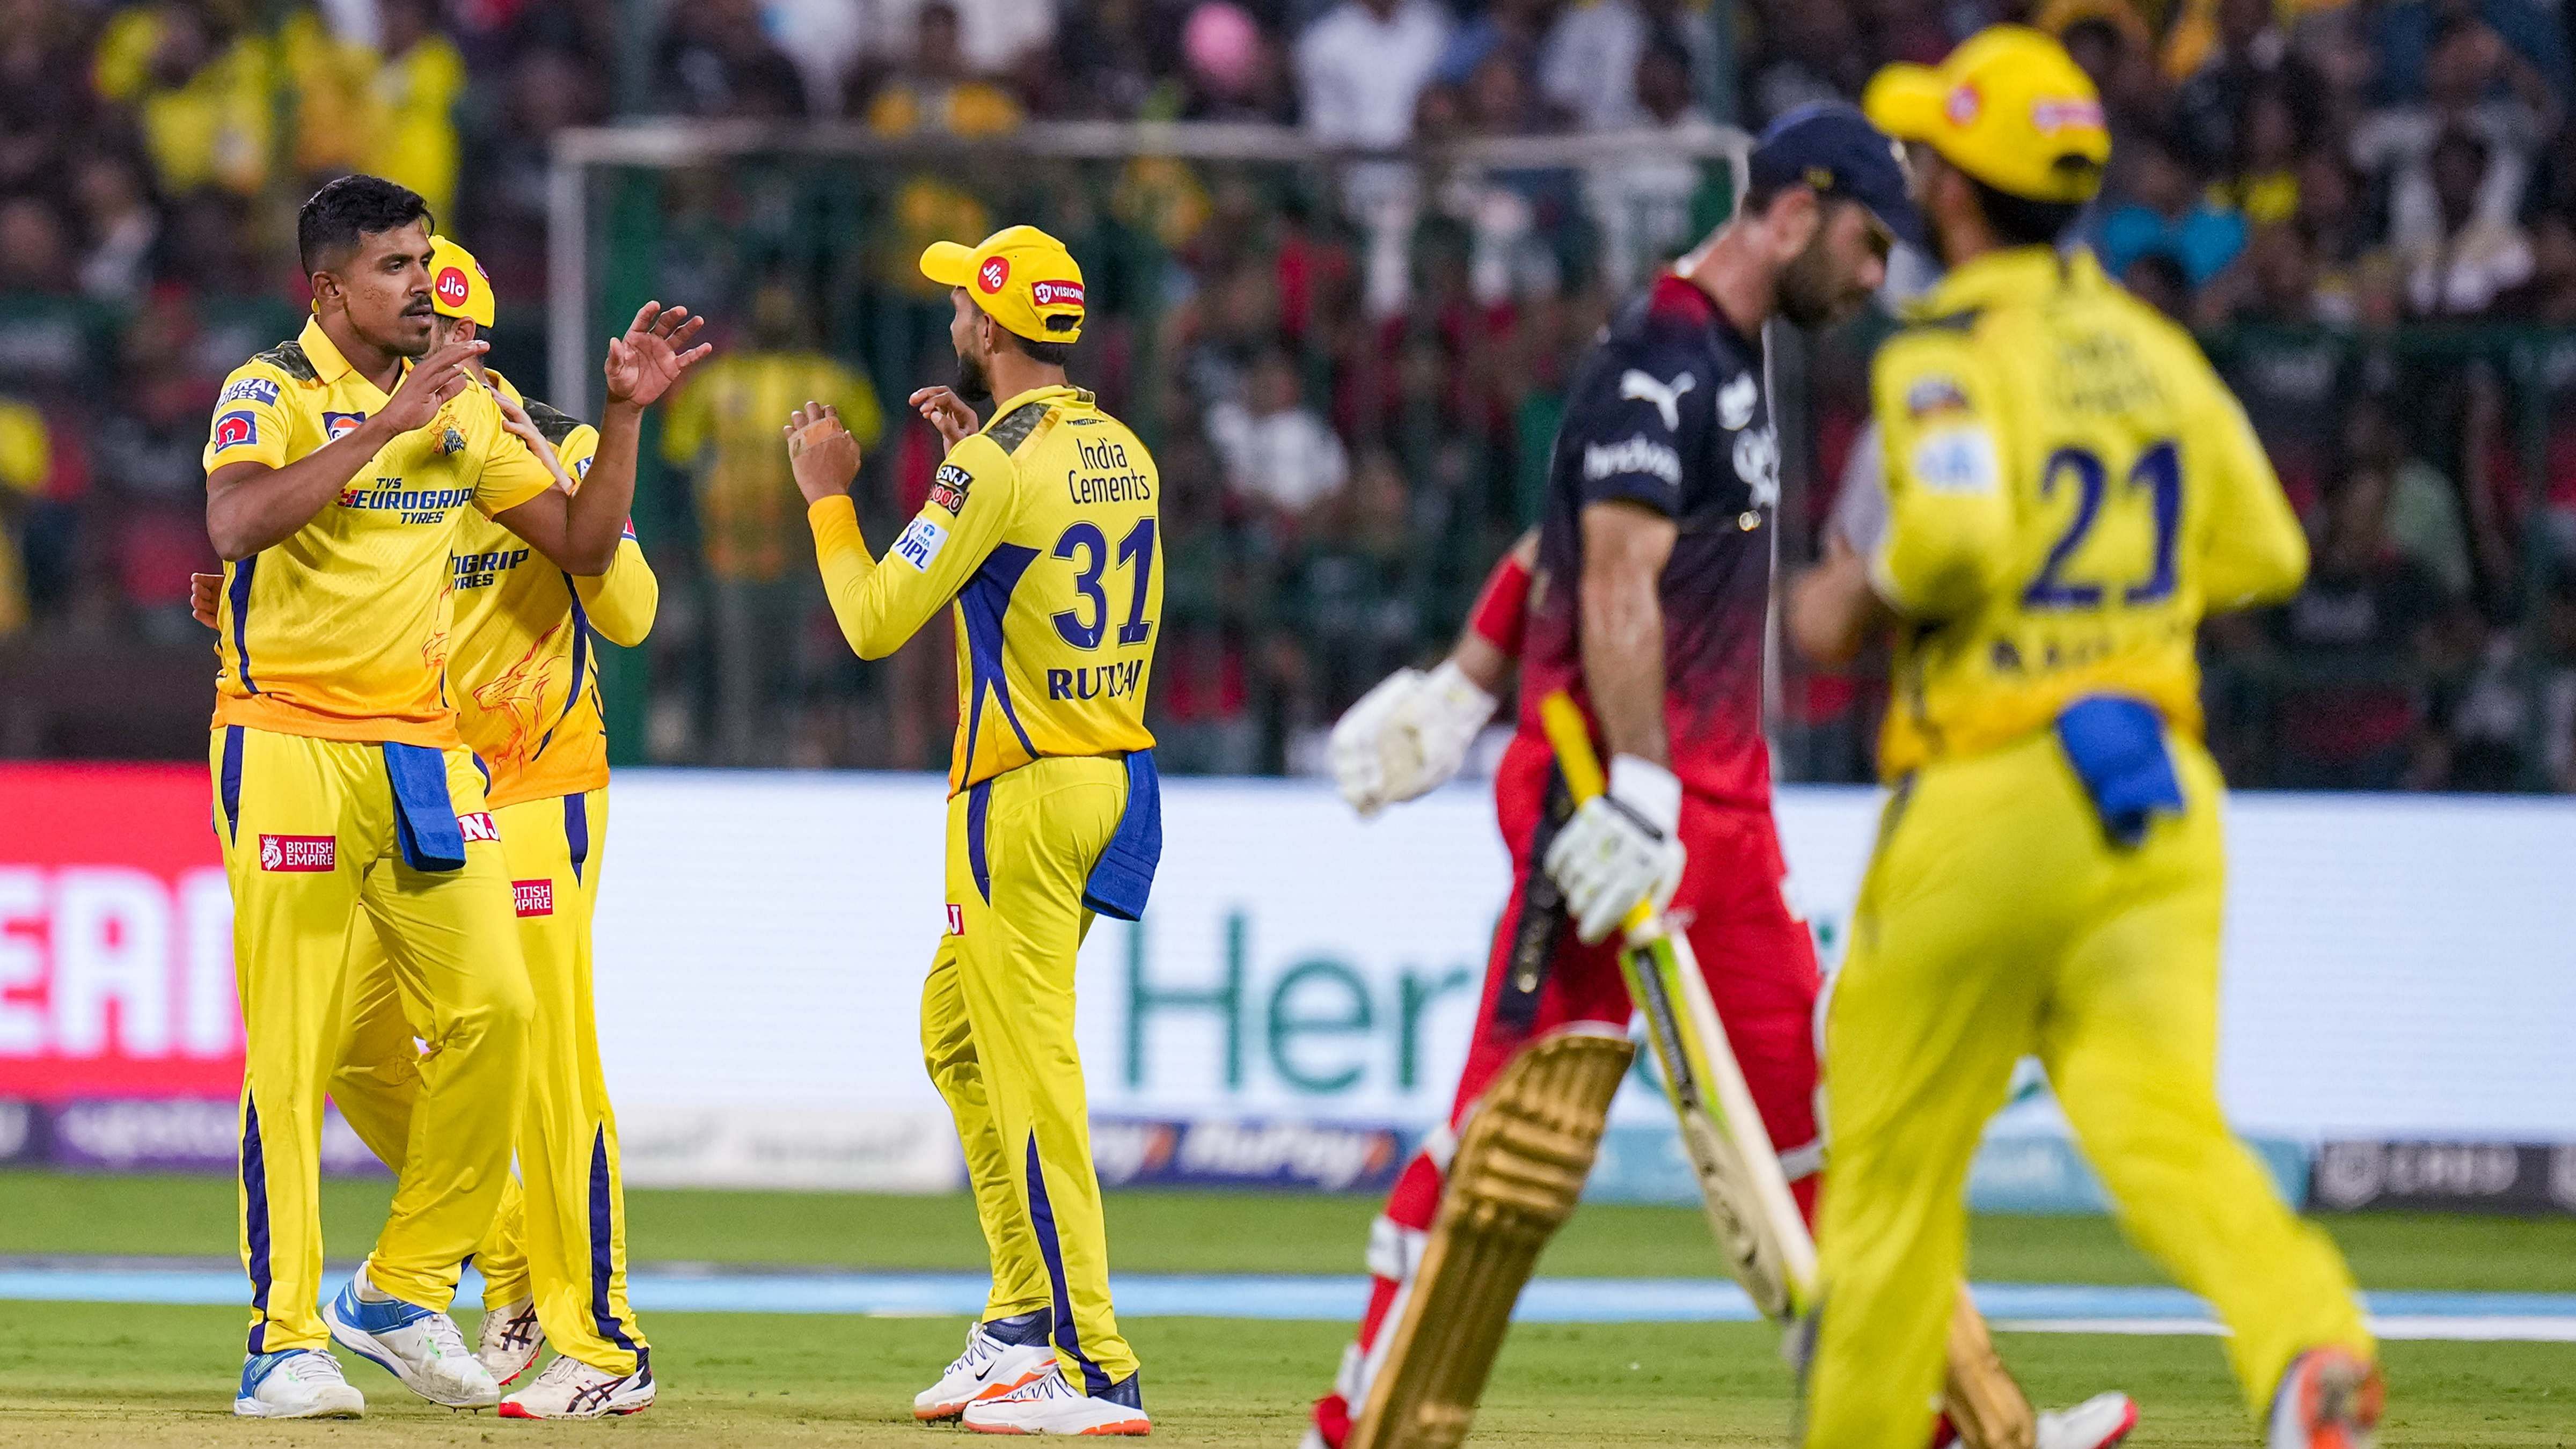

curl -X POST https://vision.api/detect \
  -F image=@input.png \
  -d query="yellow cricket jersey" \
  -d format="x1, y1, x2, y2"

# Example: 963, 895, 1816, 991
203, 318, 556, 748
1866, 247, 2308, 779
438, 371, 657, 809
662, 352, 882, 582
809, 385, 1159, 793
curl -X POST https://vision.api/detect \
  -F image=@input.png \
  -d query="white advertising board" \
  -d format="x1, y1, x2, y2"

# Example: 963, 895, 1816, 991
587, 773, 2576, 1188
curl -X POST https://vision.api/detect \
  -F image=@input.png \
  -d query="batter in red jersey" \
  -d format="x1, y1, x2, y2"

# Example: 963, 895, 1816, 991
1308, 105, 2135, 1449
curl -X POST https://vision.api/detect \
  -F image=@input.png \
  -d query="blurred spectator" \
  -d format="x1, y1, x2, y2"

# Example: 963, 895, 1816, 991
0, 199, 77, 296
70, 151, 161, 305
2344, 390, 2473, 598
2368, 0, 2573, 111
657, 0, 809, 119
1297, 0, 1452, 149
0, 394, 50, 641
2208, 82, 2306, 229
1586, 35, 1725, 292
862, 0, 1023, 135
2055, 6, 2163, 140
1542, 0, 1699, 133
1747, 2, 1867, 125
658, 281, 884, 763
0, 0, 97, 196
2098, 128, 2249, 286
2400, 127, 2536, 317
2267, 466, 2448, 789
2124, 251, 2196, 323
2353, 13, 2556, 258
94, 1, 277, 199
2170, 0, 2324, 173
1209, 347, 1349, 520
1180, 3, 1295, 123
867, 0, 1055, 82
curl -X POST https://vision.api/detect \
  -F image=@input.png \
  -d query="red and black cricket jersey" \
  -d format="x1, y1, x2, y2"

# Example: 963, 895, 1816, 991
1519, 273, 1780, 808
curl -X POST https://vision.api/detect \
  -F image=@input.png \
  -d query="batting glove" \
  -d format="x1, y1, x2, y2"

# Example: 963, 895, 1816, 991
1329, 661, 1497, 818
1543, 754, 1686, 944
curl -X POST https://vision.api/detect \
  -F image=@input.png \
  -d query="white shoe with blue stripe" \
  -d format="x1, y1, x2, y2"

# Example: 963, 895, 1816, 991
323, 1270, 502, 1409
234, 1348, 364, 1418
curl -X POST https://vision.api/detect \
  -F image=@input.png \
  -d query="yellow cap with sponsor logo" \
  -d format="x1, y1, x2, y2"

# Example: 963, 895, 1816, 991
919, 224, 1085, 345
426, 233, 495, 328
1863, 26, 2109, 205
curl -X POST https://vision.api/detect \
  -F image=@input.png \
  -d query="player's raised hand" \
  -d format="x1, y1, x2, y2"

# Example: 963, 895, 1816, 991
487, 383, 580, 494
784, 401, 863, 505
379, 336, 486, 434
603, 301, 712, 408
908, 386, 979, 452
188, 572, 220, 629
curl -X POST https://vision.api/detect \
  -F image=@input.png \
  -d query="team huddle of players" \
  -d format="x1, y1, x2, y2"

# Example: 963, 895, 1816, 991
200, 21, 2383, 1449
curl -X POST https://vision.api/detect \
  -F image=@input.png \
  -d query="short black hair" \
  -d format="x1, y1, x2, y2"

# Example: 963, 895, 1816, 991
1012, 335, 1075, 367
297, 174, 431, 276
1967, 175, 2086, 248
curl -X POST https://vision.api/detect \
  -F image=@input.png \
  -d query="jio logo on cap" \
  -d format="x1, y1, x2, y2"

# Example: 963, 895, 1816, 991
978, 257, 1009, 294
435, 266, 470, 306
1945, 83, 1981, 126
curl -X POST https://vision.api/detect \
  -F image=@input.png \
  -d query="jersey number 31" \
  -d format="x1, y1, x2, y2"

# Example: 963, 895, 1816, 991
1051, 519, 1157, 649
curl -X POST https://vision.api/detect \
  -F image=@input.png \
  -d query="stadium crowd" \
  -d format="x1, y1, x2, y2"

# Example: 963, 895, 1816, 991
4, 0, 2575, 789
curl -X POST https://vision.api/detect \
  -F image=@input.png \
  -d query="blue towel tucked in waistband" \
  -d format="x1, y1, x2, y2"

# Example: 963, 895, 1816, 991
382, 743, 467, 872
2053, 696, 2184, 849
1082, 750, 1162, 921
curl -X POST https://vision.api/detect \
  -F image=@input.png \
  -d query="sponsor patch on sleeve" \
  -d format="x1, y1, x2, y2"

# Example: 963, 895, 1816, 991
928, 462, 972, 515
1904, 374, 1972, 420
513, 880, 554, 917
1908, 424, 2001, 495
456, 811, 500, 844
219, 376, 281, 407
211, 411, 260, 452
894, 515, 948, 571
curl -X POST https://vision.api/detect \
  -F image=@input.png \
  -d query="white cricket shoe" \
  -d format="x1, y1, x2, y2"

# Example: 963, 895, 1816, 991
962, 1364, 1149, 1436
323, 1269, 502, 1409
2038, 1391, 2140, 1449
2267, 1348, 2383, 1449
477, 1297, 544, 1386
233, 1348, 364, 1418
915, 1310, 1058, 1422
498, 1352, 656, 1419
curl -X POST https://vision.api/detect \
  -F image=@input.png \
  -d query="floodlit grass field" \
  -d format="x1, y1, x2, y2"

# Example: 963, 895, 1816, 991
0, 1170, 2570, 1446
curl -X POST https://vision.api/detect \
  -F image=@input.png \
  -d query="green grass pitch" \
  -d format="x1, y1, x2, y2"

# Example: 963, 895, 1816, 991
0, 1170, 2569, 1446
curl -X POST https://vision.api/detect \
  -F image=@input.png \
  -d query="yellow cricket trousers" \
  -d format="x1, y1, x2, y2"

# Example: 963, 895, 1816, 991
1803, 729, 2372, 1446
332, 786, 647, 1374
210, 724, 530, 1353
921, 755, 1140, 1395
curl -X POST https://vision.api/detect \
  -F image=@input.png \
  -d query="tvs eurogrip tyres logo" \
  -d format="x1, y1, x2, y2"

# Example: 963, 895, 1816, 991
977, 256, 1010, 295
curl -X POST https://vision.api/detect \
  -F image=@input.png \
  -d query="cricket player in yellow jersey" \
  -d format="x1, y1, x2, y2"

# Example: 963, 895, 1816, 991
202, 175, 704, 1421
325, 234, 665, 1419
785, 225, 1160, 1437
1787, 29, 2382, 1449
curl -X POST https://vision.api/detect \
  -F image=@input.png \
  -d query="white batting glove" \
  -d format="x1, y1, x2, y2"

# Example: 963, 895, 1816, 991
1543, 755, 1686, 944
1329, 661, 1498, 818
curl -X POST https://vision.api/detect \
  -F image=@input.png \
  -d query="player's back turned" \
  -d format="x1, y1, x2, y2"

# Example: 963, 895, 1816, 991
1868, 246, 2308, 779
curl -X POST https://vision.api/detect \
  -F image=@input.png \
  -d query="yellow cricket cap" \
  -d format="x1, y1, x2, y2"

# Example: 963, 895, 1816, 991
1863, 26, 2110, 206
427, 233, 495, 328
920, 225, 1085, 345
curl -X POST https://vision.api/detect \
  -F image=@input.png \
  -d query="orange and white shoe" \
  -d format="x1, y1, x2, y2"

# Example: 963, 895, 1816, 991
916, 1311, 1058, 1422
2267, 1348, 2383, 1449
961, 1364, 1149, 1436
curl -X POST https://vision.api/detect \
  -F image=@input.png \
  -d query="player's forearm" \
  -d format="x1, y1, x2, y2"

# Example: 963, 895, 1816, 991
203, 418, 400, 560
1578, 564, 1670, 767
1789, 545, 1891, 665
575, 540, 659, 647
558, 400, 643, 574
807, 497, 925, 660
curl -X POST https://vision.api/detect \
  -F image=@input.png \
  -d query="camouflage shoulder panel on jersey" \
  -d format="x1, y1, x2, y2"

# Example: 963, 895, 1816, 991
519, 397, 587, 448
984, 397, 1052, 454
250, 340, 319, 383
1899, 308, 1982, 336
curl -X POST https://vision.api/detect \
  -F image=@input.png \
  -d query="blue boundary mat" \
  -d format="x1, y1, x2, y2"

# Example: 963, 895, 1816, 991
0, 1261, 2570, 1340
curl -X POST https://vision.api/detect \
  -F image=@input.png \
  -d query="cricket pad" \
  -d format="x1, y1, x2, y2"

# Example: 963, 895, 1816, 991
1944, 1287, 2037, 1449
1348, 1028, 1636, 1449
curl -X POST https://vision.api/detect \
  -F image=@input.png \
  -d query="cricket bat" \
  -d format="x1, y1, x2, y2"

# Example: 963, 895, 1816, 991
1539, 691, 1818, 1322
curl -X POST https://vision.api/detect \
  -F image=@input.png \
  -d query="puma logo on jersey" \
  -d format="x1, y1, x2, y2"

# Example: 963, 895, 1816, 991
1619, 369, 1695, 430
